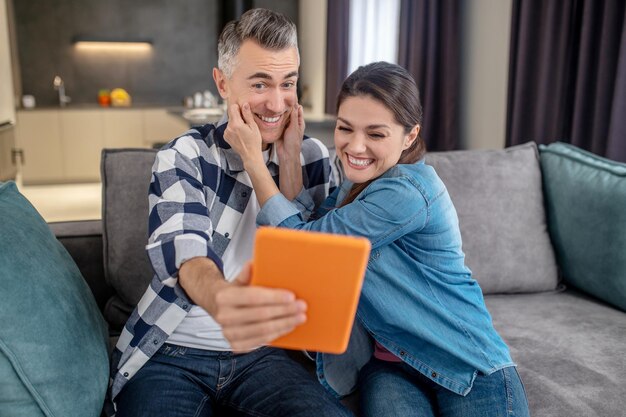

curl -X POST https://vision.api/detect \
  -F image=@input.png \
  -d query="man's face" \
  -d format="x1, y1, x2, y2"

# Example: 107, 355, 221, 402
214, 40, 299, 148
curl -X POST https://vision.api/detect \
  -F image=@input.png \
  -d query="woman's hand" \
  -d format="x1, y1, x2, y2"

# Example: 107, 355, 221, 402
276, 105, 305, 200
224, 103, 265, 169
277, 104, 304, 162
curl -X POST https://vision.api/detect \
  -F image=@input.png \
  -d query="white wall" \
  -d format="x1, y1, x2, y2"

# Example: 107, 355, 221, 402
0, 0, 16, 124
460, 0, 513, 149
298, 0, 327, 119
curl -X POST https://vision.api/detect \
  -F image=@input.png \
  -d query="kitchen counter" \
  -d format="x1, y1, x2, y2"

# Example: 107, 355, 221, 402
14, 107, 190, 184
21, 105, 335, 122
19, 104, 183, 111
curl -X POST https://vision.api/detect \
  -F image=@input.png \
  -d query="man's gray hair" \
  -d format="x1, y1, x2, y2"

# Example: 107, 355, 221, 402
218, 8, 299, 78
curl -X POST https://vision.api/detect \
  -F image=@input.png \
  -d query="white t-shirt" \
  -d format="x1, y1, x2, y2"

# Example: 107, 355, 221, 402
167, 150, 269, 351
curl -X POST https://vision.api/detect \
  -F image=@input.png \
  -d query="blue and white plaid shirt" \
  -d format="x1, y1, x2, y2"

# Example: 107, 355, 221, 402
109, 120, 335, 402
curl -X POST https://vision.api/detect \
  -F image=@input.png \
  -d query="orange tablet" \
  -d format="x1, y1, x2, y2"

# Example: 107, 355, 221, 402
251, 227, 371, 354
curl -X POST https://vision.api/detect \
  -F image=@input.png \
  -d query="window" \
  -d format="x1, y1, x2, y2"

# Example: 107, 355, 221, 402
348, 0, 401, 74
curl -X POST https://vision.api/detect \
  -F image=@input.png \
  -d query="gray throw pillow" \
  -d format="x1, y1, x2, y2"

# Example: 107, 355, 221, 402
426, 142, 559, 294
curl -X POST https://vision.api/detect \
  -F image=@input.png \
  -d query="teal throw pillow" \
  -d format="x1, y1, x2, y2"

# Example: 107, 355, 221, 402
0, 181, 109, 417
540, 143, 626, 311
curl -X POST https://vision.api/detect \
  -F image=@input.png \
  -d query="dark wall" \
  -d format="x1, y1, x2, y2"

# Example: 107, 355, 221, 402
14, 0, 298, 107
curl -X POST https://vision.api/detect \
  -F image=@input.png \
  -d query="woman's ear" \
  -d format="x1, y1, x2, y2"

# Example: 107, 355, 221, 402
213, 68, 229, 100
403, 124, 420, 150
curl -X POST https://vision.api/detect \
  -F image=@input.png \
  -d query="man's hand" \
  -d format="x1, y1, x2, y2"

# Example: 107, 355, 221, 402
179, 258, 307, 352
214, 262, 307, 352
224, 103, 264, 168
277, 104, 304, 162
277, 105, 305, 200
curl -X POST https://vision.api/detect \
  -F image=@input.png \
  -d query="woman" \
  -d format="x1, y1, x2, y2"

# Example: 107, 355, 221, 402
224, 62, 530, 417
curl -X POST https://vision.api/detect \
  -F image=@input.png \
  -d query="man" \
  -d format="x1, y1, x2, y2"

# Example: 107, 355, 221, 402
109, 8, 350, 417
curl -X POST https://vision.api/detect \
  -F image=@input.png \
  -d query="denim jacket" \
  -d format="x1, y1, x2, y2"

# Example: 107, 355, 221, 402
257, 161, 514, 397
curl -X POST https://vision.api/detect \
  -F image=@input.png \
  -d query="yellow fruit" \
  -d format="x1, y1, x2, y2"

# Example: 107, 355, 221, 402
110, 88, 131, 107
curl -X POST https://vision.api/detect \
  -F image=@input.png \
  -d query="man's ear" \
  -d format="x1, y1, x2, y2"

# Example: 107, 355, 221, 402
213, 68, 229, 100
403, 124, 420, 150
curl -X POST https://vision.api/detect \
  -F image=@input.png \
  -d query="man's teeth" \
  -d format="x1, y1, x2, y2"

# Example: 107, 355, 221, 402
259, 115, 280, 123
348, 155, 374, 166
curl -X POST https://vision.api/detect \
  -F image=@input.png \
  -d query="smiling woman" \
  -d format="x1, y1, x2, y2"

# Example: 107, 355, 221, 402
225, 61, 530, 417
334, 96, 417, 185
333, 62, 425, 204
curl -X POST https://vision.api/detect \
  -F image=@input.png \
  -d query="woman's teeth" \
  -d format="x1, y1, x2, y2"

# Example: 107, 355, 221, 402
258, 114, 280, 123
348, 155, 374, 166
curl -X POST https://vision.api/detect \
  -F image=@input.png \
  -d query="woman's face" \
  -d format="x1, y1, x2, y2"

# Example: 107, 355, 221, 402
335, 95, 417, 184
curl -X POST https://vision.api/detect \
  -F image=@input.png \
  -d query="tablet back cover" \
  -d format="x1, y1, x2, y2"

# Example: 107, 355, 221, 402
252, 227, 370, 354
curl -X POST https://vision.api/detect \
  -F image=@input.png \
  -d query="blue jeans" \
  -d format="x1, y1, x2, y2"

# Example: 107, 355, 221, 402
358, 357, 530, 417
116, 343, 352, 417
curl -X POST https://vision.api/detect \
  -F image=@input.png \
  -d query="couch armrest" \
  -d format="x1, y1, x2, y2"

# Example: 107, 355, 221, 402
48, 220, 113, 312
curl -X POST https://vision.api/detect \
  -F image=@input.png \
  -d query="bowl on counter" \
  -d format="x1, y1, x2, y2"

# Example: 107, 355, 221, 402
181, 107, 223, 124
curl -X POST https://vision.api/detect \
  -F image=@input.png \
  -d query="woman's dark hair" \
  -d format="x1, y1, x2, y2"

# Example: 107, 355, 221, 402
337, 61, 426, 206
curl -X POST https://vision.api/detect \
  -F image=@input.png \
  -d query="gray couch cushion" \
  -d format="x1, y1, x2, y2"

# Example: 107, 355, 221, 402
486, 290, 626, 417
101, 149, 158, 329
426, 142, 558, 294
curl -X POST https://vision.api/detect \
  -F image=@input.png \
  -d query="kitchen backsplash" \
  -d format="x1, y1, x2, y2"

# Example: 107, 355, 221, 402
13, 0, 297, 107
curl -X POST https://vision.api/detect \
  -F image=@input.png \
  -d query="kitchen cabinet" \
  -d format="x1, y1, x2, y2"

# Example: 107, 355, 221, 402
0, 0, 16, 181
60, 110, 103, 181
103, 109, 144, 148
0, 0, 14, 126
15, 110, 64, 183
15, 107, 187, 184
143, 109, 189, 145
0, 124, 16, 181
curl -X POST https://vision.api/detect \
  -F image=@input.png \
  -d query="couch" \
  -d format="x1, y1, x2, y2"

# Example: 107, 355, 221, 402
1, 141, 625, 417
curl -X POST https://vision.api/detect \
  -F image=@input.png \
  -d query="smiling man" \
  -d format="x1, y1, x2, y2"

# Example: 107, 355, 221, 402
108, 8, 349, 417
214, 38, 300, 144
